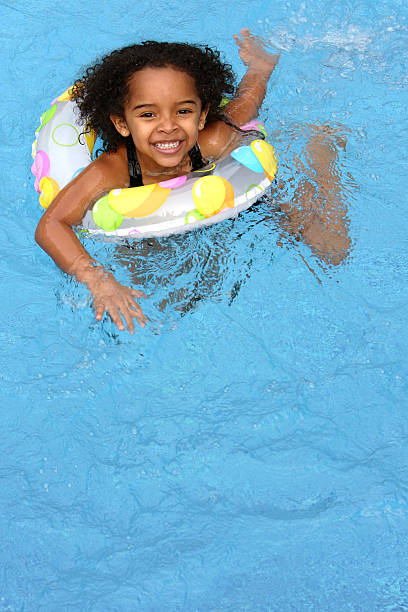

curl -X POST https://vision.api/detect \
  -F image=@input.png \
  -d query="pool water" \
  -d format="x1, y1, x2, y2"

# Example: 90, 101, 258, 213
1, 0, 408, 610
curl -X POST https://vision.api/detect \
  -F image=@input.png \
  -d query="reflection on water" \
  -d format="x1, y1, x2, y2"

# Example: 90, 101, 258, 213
110, 121, 356, 317
271, 122, 357, 268
114, 206, 271, 316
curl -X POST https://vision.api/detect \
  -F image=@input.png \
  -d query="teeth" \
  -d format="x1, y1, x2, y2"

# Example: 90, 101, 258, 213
155, 141, 180, 150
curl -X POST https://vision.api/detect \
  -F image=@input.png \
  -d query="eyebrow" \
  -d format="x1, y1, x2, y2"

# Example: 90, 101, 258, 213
131, 100, 198, 111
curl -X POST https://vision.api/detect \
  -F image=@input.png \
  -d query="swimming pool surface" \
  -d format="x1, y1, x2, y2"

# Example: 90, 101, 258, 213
1, 0, 408, 610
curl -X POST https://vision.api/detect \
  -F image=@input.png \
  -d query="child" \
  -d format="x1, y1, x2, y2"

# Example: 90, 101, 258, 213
35, 30, 280, 333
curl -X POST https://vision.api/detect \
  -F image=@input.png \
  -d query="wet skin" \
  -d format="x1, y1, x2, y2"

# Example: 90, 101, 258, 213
35, 29, 352, 333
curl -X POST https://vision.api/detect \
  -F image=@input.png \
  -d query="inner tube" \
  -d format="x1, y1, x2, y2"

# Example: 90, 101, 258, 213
31, 87, 278, 238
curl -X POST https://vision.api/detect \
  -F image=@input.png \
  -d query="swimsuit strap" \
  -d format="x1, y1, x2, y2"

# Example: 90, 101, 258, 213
188, 142, 206, 171
126, 138, 206, 187
126, 137, 143, 187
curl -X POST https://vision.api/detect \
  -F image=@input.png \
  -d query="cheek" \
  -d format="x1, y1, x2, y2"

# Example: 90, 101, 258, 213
189, 118, 201, 133
129, 123, 149, 142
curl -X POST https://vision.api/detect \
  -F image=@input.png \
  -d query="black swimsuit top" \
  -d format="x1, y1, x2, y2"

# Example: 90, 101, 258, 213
126, 138, 205, 187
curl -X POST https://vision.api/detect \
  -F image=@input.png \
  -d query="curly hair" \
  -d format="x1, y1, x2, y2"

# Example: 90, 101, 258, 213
71, 41, 236, 152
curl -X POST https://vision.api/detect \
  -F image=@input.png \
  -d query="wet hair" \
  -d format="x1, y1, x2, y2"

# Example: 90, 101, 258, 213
72, 41, 236, 152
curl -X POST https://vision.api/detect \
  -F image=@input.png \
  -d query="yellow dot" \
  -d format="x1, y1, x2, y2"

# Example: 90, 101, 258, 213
57, 86, 75, 101
39, 177, 60, 209
84, 128, 97, 155
193, 162, 216, 174
108, 183, 170, 217
251, 140, 278, 180
192, 175, 234, 217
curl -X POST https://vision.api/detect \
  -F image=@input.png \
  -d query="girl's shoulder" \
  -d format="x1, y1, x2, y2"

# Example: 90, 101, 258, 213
198, 120, 240, 160
40, 145, 130, 227
92, 145, 129, 187
67, 145, 130, 205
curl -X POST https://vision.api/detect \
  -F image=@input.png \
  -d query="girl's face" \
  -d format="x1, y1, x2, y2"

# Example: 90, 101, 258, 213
110, 65, 209, 175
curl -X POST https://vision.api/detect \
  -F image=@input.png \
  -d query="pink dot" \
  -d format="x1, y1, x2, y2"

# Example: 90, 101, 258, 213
240, 119, 261, 131
127, 228, 141, 235
31, 150, 50, 193
158, 175, 187, 189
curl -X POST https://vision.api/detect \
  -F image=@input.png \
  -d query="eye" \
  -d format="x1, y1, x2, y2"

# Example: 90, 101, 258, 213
178, 108, 193, 115
140, 112, 155, 118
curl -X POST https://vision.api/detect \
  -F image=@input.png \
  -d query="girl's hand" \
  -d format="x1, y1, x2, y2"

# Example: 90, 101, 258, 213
219, 29, 280, 126
234, 28, 280, 73
86, 266, 147, 333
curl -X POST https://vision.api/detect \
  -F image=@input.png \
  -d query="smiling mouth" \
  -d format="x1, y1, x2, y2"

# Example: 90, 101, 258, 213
153, 140, 182, 152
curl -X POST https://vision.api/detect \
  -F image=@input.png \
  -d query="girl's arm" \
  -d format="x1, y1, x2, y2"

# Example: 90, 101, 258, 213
35, 150, 147, 333
201, 29, 279, 156
224, 29, 280, 125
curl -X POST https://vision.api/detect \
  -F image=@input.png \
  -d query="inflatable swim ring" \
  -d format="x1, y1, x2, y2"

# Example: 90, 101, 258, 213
31, 87, 278, 238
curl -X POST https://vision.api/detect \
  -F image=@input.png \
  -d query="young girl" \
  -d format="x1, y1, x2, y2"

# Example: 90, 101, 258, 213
35, 29, 279, 333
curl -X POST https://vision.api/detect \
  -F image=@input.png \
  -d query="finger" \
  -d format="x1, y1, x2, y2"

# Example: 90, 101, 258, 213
130, 289, 147, 299
128, 308, 147, 330
243, 29, 264, 48
241, 28, 255, 42
135, 312, 147, 328
119, 305, 136, 334
128, 302, 148, 328
107, 306, 126, 332
125, 293, 148, 325
93, 301, 105, 322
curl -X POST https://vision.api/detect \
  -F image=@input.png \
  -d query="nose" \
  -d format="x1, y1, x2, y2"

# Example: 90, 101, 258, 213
158, 113, 178, 133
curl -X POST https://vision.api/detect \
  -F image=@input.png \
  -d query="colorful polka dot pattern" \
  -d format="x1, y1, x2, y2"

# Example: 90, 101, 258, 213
91, 139, 277, 232
241, 119, 269, 139
36, 105, 57, 135
231, 145, 265, 173
92, 195, 124, 231
159, 175, 187, 188
32, 92, 277, 234
51, 86, 75, 105
52, 123, 80, 147
192, 175, 234, 218
251, 139, 278, 180
85, 128, 97, 156
39, 176, 60, 209
108, 184, 171, 217
92, 139, 276, 231
184, 209, 205, 224
32, 89, 98, 210
31, 150, 50, 193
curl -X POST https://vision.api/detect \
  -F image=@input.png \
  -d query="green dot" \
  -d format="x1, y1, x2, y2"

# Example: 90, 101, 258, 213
36, 104, 57, 134
92, 195, 124, 231
257, 124, 268, 138
185, 209, 205, 224
219, 97, 230, 109
245, 184, 264, 197
52, 123, 80, 147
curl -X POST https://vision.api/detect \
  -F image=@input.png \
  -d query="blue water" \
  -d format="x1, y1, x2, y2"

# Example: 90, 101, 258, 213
2, 0, 408, 610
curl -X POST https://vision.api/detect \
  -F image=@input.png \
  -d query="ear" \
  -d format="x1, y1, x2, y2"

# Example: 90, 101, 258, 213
110, 113, 130, 138
198, 104, 210, 131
